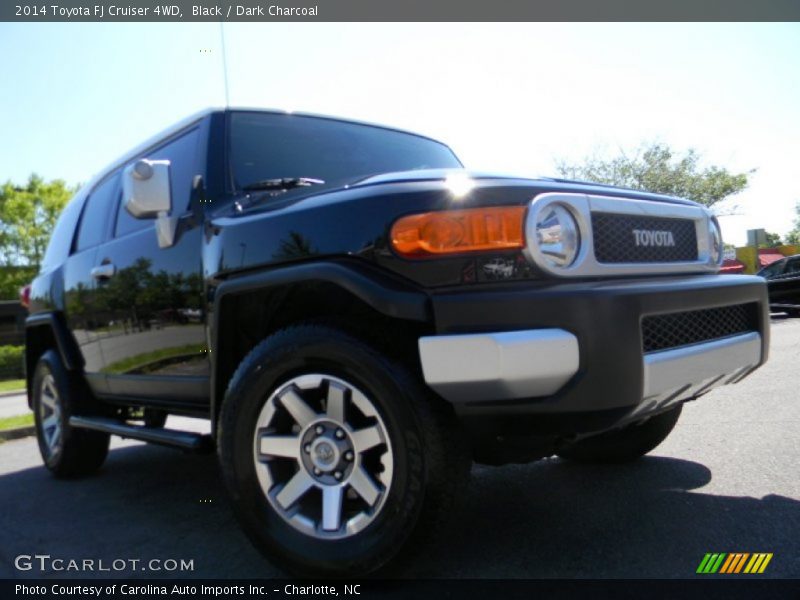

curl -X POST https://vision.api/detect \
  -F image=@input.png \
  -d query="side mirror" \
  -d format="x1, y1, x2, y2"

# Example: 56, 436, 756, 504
122, 159, 178, 249
123, 159, 171, 217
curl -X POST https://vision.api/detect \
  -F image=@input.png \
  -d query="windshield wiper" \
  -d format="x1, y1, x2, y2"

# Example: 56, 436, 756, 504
242, 177, 325, 192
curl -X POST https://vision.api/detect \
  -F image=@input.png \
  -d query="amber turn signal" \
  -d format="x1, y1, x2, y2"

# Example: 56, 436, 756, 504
391, 206, 526, 257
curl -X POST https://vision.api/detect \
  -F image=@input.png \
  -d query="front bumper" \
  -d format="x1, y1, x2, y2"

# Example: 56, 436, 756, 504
419, 274, 769, 433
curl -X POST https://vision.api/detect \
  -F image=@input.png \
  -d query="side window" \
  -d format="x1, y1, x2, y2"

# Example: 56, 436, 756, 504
114, 127, 200, 239
75, 173, 120, 252
786, 259, 800, 275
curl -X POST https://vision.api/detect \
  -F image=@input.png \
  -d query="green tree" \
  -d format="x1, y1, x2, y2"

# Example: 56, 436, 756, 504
0, 265, 36, 300
0, 174, 77, 299
0, 175, 76, 298
555, 143, 752, 211
762, 231, 783, 248
785, 202, 800, 245
0, 174, 75, 268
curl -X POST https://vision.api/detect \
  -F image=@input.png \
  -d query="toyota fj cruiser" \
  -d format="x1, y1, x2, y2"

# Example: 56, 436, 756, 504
26, 109, 770, 576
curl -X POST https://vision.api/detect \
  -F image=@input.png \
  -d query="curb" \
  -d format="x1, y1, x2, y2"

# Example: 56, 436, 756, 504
0, 425, 35, 441
0, 389, 25, 399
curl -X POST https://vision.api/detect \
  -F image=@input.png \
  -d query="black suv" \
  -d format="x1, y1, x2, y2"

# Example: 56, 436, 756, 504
757, 253, 800, 315
26, 109, 770, 576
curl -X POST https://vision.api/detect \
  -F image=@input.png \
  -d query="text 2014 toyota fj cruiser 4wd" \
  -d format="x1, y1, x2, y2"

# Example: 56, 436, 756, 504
26, 109, 770, 575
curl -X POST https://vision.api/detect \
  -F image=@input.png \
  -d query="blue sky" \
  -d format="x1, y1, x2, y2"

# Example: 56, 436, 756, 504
1, 22, 798, 245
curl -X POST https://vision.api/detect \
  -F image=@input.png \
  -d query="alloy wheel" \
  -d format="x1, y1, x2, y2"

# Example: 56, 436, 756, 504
38, 373, 63, 458
252, 374, 393, 539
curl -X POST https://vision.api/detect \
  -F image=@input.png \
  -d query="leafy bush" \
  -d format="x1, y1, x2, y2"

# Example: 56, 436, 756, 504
0, 345, 24, 380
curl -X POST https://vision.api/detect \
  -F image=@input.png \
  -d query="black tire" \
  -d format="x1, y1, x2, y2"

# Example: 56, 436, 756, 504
557, 404, 683, 464
218, 324, 470, 577
32, 350, 110, 478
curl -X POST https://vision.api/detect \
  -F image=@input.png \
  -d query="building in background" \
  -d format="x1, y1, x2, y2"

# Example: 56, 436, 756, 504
736, 245, 800, 274
0, 300, 26, 345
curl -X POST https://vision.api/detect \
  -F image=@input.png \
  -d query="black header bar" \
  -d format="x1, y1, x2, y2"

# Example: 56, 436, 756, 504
4, 0, 800, 22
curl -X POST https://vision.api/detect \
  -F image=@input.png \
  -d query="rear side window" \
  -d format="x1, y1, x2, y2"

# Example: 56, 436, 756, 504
75, 173, 119, 252
41, 196, 84, 271
115, 127, 200, 238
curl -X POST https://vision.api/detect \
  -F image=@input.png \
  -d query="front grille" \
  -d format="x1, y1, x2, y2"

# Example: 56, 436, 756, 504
642, 304, 758, 353
592, 213, 698, 263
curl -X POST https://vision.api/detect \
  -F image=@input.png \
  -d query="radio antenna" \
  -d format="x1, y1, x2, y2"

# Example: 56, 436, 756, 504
219, 22, 231, 106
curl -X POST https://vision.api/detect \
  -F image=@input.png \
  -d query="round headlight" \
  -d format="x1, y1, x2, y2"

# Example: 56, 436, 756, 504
709, 219, 723, 264
535, 204, 580, 268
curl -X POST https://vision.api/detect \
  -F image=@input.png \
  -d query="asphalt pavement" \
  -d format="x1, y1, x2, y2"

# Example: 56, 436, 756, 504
0, 318, 798, 579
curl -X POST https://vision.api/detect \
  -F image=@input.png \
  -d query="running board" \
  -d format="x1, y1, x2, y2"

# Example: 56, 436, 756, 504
69, 416, 213, 452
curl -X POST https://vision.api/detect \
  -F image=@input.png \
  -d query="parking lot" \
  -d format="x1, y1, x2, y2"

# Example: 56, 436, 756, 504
0, 318, 798, 579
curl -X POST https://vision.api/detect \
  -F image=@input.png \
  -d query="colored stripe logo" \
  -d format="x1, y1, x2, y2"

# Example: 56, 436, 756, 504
696, 553, 773, 574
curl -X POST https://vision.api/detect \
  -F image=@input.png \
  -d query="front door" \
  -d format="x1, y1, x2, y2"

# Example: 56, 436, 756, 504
94, 126, 209, 409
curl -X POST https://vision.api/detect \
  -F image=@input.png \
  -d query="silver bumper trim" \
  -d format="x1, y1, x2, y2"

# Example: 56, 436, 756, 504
639, 332, 762, 413
419, 328, 762, 409
418, 329, 579, 404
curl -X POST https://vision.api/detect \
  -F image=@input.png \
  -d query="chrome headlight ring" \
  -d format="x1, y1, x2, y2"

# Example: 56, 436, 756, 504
524, 197, 588, 274
709, 218, 723, 265
533, 203, 581, 268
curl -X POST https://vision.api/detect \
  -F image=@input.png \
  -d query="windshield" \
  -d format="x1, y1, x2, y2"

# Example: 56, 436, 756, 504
228, 112, 462, 190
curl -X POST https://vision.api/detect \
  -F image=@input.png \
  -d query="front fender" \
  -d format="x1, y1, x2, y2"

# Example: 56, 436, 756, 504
208, 259, 432, 433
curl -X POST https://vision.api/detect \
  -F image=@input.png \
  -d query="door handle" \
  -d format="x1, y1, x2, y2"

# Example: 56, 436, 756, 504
91, 263, 116, 280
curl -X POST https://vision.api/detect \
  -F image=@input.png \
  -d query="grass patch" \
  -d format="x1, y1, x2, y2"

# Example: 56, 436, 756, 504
0, 379, 25, 393
0, 413, 34, 431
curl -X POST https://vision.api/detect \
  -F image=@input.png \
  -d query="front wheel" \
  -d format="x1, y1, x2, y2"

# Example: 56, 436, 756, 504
218, 324, 470, 576
557, 404, 683, 464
